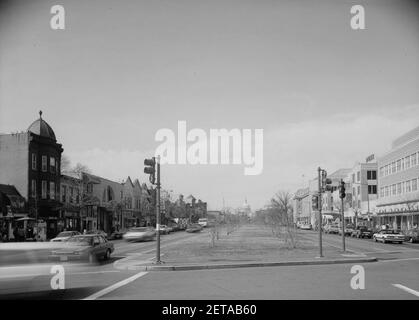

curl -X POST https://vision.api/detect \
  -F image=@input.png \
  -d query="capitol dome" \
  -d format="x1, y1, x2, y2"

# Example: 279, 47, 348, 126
27, 111, 56, 141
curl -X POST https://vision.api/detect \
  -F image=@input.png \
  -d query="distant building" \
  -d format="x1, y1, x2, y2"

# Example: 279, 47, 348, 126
377, 126, 419, 230
0, 111, 63, 239
293, 187, 311, 225
59, 174, 82, 231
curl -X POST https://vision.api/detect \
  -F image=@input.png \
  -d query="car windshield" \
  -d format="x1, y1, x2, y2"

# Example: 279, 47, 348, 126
66, 236, 92, 245
56, 232, 73, 237
382, 230, 397, 234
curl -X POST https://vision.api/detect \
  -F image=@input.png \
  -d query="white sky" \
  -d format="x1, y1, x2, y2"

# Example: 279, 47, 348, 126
1, 0, 418, 210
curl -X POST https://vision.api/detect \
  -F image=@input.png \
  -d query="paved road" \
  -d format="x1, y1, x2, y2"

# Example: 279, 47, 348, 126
1, 228, 418, 299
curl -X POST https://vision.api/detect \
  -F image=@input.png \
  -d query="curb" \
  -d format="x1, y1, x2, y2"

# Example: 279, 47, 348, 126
120, 257, 377, 271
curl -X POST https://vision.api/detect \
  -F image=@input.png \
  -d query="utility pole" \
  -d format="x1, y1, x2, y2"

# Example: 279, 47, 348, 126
317, 167, 323, 258
156, 156, 161, 264
340, 179, 346, 252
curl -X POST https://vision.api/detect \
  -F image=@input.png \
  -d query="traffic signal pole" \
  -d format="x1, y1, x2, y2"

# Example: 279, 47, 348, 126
156, 155, 162, 264
317, 167, 323, 258
341, 194, 346, 252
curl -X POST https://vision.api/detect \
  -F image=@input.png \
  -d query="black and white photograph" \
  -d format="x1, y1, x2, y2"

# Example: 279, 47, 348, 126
0, 0, 419, 308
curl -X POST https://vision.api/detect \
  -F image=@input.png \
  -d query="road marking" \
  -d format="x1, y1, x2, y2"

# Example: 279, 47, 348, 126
378, 257, 419, 263
82, 271, 148, 300
392, 284, 419, 297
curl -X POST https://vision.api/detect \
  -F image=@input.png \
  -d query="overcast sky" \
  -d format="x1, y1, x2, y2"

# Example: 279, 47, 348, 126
1, 0, 418, 210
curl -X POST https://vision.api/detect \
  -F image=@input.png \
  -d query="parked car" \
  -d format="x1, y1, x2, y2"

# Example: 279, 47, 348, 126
86, 230, 108, 239
49, 234, 114, 263
300, 224, 312, 230
403, 229, 419, 243
186, 223, 203, 233
123, 227, 156, 242
373, 229, 405, 244
324, 224, 339, 234
198, 218, 208, 227
351, 226, 374, 238
159, 225, 171, 235
339, 224, 354, 236
50, 231, 81, 242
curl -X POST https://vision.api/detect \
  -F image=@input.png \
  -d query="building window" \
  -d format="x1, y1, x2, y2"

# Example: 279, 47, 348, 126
69, 187, 74, 203
392, 162, 396, 174
412, 179, 418, 192
396, 160, 401, 172
32, 154, 37, 170
50, 157, 56, 173
76, 188, 80, 204
397, 183, 401, 195
62, 185, 67, 202
392, 184, 396, 196
42, 156, 47, 172
50, 181, 55, 200
357, 171, 360, 182
367, 170, 377, 180
385, 186, 389, 197
368, 185, 377, 194
406, 180, 411, 193
31, 180, 36, 198
42, 180, 47, 199
405, 156, 410, 170
411, 153, 417, 167
357, 186, 361, 195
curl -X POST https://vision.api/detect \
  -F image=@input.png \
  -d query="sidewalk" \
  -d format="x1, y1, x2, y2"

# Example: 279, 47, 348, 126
114, 224, 377, 271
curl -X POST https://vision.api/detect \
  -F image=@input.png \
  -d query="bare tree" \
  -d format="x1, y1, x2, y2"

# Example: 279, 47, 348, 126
269, 191, 299, 248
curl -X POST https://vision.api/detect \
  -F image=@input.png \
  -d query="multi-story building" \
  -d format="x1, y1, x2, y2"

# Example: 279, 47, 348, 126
59, 174, 82, 232
377, 126, 419, 230
293, 187, 311, 225
345, 158, 378, 227
0, 111, 63, 239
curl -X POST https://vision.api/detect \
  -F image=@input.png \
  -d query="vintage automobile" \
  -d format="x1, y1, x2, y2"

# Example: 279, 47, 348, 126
49, 234, 114, 263
50, 231, 81, 242
159, 225, 171, 235
373, 229, 405, 244
86, 230, 108, 239
198, 218, 208, 227
339, 224, 355, 236
123, 227, 156, 242
351, 226, 374, 238
299, 224, 312, 230
324, 224, 339, 234
186, 223, 203, 233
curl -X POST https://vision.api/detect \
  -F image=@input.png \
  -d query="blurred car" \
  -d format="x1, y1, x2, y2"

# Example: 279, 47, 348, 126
86, 230, 108, 239
109, 231, 124, 240
300, 224, 312, 230
159, 225, 170, 235
123, 227, 156, 242
339, 224, 354, 236
351, 226, 374, 238
49, 234, 114, 263
373, 229, 405, 244
403, 229, 419, 243
50, 231, 81, 242
324, 224, 339, 234
198, 218, 208, 227
186, 223, 203, 233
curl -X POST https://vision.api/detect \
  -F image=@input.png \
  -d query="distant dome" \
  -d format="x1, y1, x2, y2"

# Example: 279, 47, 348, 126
27, 111, 56, 140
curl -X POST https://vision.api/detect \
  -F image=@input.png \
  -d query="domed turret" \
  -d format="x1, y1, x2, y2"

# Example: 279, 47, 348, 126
27, 110, 56, 141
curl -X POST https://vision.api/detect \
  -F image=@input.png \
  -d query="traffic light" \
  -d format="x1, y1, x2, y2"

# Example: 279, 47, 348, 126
144, 157, 156, 184
339, 180, 346, 199
312, 195, 319, 211
321, 170, 333, 192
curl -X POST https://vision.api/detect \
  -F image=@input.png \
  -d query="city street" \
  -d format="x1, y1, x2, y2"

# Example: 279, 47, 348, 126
1, 227, 418, 300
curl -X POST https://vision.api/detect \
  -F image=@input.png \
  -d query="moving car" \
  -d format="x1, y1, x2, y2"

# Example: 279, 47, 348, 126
86, 230, 108, 239
50, 231, 81, 242
186, 223, 203, 233
404, 229, 419, 243
351, 226, 374, 238
198, 218, 208, 227
123, 227, 156, 242
373, 229, 405, 244
109, 231, 124, 240
339, 224, 355, 236
49, 234, 114, 263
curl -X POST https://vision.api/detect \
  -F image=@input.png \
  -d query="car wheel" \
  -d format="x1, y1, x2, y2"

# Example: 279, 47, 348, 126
104, 249, 111, 260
